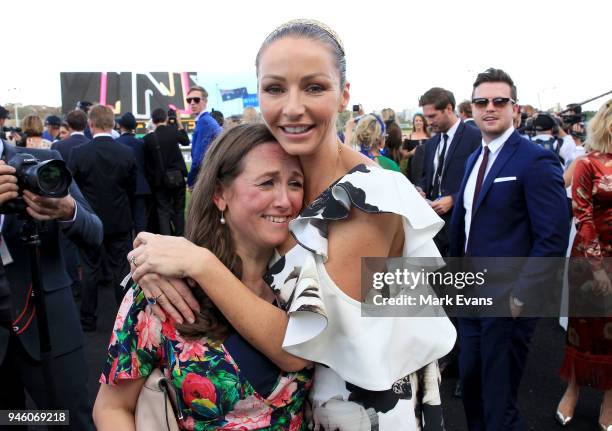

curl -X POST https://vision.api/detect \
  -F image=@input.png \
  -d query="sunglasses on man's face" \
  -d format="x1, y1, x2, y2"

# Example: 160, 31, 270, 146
186, 97, 202, 104
472, 97, 515, 108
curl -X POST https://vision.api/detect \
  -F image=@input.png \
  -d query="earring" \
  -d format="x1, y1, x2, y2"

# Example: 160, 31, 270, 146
220, 210, 226, 224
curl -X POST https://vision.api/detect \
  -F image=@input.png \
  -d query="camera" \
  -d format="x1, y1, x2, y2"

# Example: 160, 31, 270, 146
0, 154, 72, 214
352, 104, 360, 113
2, 126, 22, 133
167, 108, 177, 126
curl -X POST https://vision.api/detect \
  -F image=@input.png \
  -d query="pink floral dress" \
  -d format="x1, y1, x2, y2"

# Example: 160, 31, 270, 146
100, 287, 312, 430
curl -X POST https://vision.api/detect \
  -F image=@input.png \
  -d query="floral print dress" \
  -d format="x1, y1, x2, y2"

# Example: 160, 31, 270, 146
560, 151, 612, 390
101, 287, 312, 430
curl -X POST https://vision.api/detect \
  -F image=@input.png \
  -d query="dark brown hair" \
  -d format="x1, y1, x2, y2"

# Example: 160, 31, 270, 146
472, 68, 517, 101
175, 123, 278, 339
66, 109, 87, 131
419, 87, 456, 111
457, 100, 472, 117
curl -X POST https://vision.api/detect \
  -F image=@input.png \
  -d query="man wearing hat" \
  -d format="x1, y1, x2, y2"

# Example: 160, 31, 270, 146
116, 112, 151, 234
43, 115, 62, 142
530, 112, 576, 170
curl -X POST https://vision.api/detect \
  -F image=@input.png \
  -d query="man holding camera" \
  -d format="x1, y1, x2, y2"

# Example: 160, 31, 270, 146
143, 108, 190, 236
0, 141, 103, 429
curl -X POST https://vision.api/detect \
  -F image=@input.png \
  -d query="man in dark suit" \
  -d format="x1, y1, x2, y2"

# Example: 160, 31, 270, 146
418, 87, 481, 256
0, 143, 103, 430
51, 109, 89, 164
458, 100, 479, 129
116, 112, 151, 234
52, 109, 90, 298
143, 108, 190, 236
69, 105, 137, 331
449, 68, 569, 430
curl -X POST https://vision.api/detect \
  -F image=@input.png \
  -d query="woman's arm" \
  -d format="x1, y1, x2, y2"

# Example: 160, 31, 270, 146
129, 234, 310, 372
93, 379, 145, 431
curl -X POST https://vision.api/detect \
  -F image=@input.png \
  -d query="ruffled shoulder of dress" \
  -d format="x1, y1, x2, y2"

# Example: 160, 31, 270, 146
289, 163, 444, 260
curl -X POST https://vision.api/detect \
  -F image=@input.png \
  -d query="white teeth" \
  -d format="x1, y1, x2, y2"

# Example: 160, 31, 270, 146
283, 126, 310, 134
264, 216, 289, 223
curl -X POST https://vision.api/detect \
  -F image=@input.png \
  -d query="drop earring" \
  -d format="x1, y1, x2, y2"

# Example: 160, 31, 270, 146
220, 210, 226, 224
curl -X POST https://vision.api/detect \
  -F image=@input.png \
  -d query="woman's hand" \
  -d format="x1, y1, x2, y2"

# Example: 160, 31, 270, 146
128, 232, 207, 282
592, 268, 612, 295
137, 274, 200, 324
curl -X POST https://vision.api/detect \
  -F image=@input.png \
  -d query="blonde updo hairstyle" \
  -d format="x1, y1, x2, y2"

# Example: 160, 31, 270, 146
352, 114, 384, 151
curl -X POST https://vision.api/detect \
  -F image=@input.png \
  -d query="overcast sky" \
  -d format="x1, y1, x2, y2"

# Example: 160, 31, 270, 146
2, 0, 611, 116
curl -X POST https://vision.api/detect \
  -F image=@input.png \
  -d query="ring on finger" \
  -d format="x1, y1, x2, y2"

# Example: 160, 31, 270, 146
130, 255, 138, 266
146, 296, 157, 306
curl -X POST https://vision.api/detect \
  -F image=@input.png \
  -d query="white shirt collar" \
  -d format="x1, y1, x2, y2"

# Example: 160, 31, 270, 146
482, 126, 515, 154
93, 133, 113, 138
70, 131, 85, 136
445, 117, 460, 141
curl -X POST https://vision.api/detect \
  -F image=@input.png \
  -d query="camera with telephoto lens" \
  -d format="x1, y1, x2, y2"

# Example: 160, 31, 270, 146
2, 126, 22, 133
167, 108, 177, 126
0, 153, 72, 214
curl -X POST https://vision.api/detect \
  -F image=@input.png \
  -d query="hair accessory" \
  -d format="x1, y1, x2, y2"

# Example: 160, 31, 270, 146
273, 19, 345, 54
220, 210, 226, 224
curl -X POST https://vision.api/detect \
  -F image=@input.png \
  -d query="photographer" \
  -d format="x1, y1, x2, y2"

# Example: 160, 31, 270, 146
0, 142, 103, 430
530, 112, 577, 169
143, 108, 189, 236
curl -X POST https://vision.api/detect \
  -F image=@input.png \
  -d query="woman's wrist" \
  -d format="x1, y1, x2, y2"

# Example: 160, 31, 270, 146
188, 245, 215, 281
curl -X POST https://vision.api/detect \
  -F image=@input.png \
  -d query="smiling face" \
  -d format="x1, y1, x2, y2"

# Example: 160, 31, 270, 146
257, 37, 350, 157
472, 82, 517, 142
413, 115, 424, 132
217, 142, 304, 254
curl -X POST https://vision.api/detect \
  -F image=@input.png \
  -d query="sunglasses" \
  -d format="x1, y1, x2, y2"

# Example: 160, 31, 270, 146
472, 97, 515, 108
186, 97, 202, 104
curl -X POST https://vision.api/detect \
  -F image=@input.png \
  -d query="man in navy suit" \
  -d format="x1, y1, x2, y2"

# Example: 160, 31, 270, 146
418, 87, 481, 256
0, 143, 102, 430
52, 109, 90, 298
69, 105, 137, 331
116, 112, 151, 234
449, 68, 569, 430
51, 109, 89, 164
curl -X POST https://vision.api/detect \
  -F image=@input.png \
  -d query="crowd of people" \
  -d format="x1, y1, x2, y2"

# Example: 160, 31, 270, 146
0, 18, 610, 431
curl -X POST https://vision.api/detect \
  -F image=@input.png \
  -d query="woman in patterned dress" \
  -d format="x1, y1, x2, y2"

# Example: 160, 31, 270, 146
130, 20, 456, 430
556, 100, 612, 430
94, 124, 312, 430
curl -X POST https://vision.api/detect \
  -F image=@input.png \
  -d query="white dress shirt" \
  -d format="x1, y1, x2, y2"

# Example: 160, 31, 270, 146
463, 126, 515, 250
432, 117, 461, 180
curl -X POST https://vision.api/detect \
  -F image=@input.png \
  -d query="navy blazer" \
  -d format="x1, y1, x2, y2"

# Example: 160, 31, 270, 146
420, 121, 481, 202
68, 136, 137, 235
116, 133, 152, 196
449, 131, 569, 302
50, 133, 89, 165
0, 145, 103, 361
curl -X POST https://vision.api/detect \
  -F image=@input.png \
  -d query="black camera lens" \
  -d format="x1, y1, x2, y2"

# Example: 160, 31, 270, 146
35, 160, 71, 195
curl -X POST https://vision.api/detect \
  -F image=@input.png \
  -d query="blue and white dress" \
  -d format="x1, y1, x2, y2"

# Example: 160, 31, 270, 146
266, 164, 456, 430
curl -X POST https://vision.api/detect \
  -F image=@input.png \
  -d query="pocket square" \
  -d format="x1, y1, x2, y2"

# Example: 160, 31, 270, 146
493, 176, 517, 183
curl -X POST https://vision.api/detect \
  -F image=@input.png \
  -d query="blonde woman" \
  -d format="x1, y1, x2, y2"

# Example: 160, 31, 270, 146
556, 100, 612, 430
352, 114, 401, 172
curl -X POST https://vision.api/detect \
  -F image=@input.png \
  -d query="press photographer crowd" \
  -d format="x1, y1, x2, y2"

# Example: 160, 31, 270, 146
0, 60, 610, 430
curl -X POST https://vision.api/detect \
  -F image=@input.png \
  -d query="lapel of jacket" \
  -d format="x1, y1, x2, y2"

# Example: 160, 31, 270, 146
473, 131, 521, 214
442, 121, 465, 177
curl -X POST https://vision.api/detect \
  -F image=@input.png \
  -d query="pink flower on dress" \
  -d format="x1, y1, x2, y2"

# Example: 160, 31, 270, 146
220, 395, 273, 430
109, 290, 134, 344
176, 339, 208, 362
134, 307, 162, 351
267, 375, 298, 407
161, 318, 177, 340
182, 373, 217, 406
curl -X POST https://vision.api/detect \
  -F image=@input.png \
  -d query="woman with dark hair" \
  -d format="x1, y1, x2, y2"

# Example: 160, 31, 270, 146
402, 113, 431, 185
381, 108, 402, 164
556, 100, 612, 430
130, 19, 455, 430
94, 124, 311, 430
